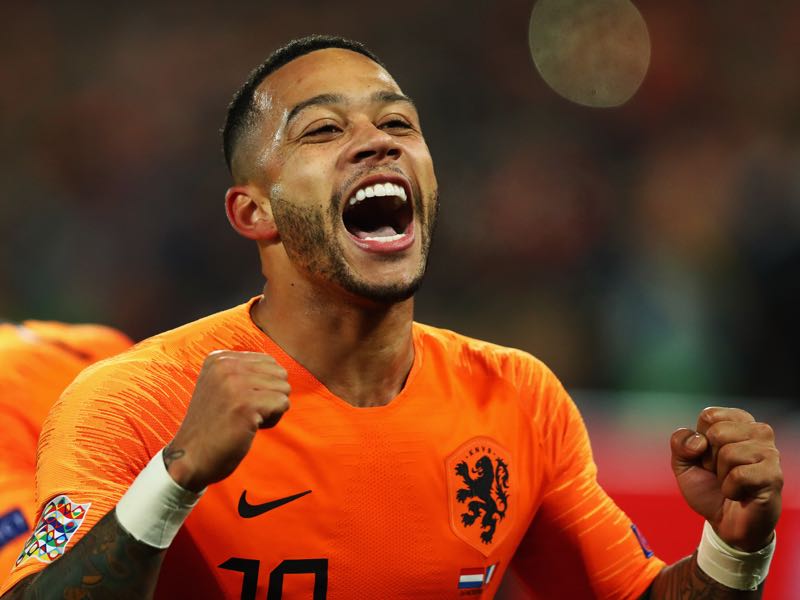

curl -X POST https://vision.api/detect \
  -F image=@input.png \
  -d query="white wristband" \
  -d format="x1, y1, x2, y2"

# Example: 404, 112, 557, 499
115, 448, 205, 549
696, 521, 776, 591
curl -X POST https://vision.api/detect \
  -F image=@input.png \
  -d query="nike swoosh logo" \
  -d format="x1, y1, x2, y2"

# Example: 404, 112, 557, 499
237, 489, 312, 518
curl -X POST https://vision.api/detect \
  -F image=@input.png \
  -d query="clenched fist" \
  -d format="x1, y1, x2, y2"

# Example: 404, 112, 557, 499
165, 350, 291, 492
670, 407, 783, 552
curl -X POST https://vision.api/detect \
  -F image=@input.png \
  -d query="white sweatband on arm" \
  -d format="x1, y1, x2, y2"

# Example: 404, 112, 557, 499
696, 521, 776, 591
115, 448, 205, 549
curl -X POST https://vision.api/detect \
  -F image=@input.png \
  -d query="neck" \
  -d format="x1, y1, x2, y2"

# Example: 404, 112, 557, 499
251, 280, 415, 408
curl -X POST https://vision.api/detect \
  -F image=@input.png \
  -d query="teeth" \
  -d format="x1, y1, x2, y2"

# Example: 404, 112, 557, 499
346, 181, 408, 208
363, 233, 405, 242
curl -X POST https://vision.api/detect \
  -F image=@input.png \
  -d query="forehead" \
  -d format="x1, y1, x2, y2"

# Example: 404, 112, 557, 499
256, 48, 401, 116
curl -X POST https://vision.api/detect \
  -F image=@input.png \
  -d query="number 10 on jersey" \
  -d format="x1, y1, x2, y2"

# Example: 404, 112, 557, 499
219, 557, 328, 599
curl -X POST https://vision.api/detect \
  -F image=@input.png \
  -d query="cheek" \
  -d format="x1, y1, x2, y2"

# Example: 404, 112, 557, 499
408, 144, 437, 188
275, 156, 335, 204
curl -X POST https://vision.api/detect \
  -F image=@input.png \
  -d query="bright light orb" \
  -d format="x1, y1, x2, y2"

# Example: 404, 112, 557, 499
529, 0, 651, 108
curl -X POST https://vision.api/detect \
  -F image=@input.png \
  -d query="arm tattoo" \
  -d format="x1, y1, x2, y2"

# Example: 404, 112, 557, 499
642, 552, 764, 600
162, 445, 185, 469
3, 510, 165, 600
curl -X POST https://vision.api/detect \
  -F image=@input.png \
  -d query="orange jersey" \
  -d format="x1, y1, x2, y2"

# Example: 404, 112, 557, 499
0, 321, 132, 576
2, 299, 663, 598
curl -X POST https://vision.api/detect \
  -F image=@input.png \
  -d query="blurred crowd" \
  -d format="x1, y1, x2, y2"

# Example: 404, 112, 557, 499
1, 0, 798, 403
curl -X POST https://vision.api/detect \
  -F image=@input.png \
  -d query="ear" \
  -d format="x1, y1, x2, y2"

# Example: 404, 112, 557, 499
225, 186, 279, 242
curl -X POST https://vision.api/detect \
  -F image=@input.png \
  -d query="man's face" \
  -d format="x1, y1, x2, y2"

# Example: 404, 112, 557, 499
250, 48, 438, 304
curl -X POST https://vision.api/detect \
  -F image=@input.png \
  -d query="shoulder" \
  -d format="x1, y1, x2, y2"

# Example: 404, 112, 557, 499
89, 298, 261, 376
134, 297, 262, 360
413, 322, 564, 398
51, 299, 261, 423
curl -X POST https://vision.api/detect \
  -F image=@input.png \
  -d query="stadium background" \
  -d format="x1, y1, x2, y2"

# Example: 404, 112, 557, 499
0, 1, 796, 597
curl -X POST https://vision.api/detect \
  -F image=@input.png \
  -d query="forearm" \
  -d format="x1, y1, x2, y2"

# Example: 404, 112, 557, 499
643, 553, 763, 600
3, 510, 166, 600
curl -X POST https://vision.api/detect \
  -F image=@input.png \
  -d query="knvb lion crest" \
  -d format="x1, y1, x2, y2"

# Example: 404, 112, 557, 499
446, 438, 514, 556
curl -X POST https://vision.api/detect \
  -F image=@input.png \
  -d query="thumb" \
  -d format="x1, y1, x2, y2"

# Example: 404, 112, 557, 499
670, 427, 708, 476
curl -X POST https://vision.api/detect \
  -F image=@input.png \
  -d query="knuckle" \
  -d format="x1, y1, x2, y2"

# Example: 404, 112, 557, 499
672, 427, 691, 439
211, 355, 238, 374
727, 466, 746, 486
207, 349, 234, 364
705, 423, 722, 444
274, 394, 290, 412
764, 446, 781, 464
717, 443, 735, 464
737, 408, 756, 422
752, 422, 774, 440
201, 355, 220, 373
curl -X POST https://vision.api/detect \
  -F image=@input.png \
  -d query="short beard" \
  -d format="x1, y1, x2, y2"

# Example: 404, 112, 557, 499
270, 187, 438, 305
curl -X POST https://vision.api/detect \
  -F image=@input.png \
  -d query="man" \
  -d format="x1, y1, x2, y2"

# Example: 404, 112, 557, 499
0, 36, 782, 599
0, 320, 132, 575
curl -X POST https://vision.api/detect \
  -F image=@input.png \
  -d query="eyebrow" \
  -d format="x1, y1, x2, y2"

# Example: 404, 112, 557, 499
284, 91, 417, 129
373, 90, 416, 107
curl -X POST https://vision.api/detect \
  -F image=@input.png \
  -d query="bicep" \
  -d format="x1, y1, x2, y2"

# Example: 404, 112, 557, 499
516, 391, 664, 599
513, 479, 663, 599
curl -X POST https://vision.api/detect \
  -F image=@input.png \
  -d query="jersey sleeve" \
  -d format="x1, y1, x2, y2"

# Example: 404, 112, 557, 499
0, 410, 38, 578
0, 323, 133, 582
0, 358, 182, 594
512, 368, 665, 600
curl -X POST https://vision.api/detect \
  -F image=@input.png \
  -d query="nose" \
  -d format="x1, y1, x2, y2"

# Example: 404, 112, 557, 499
345, 120, 401, 165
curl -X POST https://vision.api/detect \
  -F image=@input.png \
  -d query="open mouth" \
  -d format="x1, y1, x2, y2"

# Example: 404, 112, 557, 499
342, 181, 413, 243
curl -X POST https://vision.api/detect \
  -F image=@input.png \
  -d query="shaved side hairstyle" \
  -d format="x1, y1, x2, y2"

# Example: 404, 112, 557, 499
222, 34, 386, 179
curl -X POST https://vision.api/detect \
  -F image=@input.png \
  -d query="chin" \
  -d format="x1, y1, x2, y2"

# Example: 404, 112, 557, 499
342, 274, 424, 305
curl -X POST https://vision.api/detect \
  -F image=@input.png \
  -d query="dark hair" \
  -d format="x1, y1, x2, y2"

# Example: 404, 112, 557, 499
222, 35, 386, 175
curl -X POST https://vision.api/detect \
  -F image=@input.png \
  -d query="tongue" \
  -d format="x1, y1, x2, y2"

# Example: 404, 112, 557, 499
353, 225, 398, 239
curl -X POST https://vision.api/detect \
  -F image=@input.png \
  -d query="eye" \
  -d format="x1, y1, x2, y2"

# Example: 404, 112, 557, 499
303, 123, 342, 139
380, 118, 413, 132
